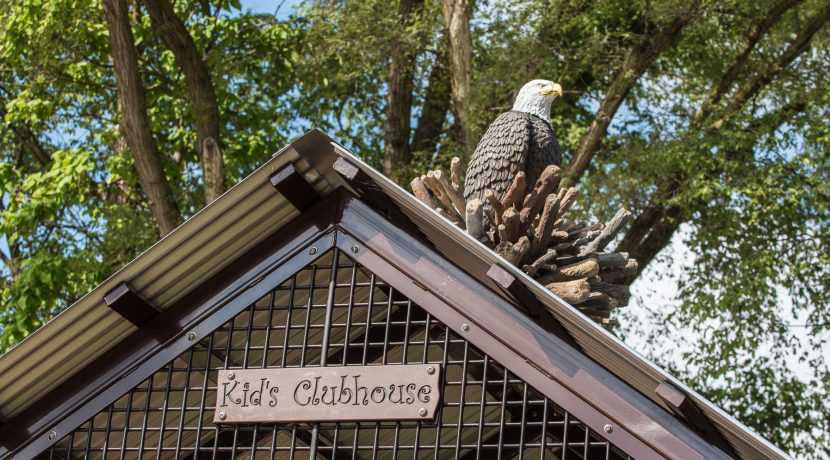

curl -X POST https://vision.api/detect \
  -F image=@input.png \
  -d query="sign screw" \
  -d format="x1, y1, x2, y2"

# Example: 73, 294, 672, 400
419, 408, 428, 417
187, 332, 196, 341
350, 245, 359, 254
219, 411, 227, 421
461, 323, 470, 332
309, 247, 318, 255
427, 366, 435, 375
603, 424, 613, 434
48, 431, 56, 440
227, 371, 235, 380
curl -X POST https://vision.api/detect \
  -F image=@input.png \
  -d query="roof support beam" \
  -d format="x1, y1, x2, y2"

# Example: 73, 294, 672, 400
486, 264, 580, 350
269, 163, 322, 212
656, 381, 737, 458
332, 157, 427, 242
103, 282, 158, 327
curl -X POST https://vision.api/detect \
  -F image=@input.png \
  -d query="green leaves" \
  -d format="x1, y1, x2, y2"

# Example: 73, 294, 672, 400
1, 0, 829, 457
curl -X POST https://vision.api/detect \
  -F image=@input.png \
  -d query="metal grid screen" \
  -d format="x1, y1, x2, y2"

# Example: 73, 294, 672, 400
41, 249, 631, 459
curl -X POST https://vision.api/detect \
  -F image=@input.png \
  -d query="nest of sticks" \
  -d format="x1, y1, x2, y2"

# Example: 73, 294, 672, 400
410, 158, 637, 324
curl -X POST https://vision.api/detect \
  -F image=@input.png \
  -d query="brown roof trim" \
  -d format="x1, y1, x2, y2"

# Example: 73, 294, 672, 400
1, 189, 732, 460
336, 192, 732, 460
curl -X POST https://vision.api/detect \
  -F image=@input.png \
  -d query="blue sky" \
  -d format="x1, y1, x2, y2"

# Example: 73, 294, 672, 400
240, 0, 301, 18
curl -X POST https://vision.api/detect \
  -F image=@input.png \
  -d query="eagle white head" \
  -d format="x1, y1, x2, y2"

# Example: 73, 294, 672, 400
512, 80, 563, 121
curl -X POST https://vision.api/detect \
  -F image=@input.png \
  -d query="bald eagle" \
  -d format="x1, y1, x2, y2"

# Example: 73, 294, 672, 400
464, 80, 563, 203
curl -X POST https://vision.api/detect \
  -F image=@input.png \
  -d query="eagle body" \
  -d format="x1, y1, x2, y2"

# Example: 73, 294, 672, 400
464, 110, 562, 202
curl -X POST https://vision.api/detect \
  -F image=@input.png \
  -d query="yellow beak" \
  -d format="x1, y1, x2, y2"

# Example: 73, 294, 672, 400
540, 82, 563, 97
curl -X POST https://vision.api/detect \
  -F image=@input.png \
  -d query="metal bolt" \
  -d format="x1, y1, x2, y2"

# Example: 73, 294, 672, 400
461, 323, 470, 332
218, 411, 227, 421
48, 431, 56, 440
187, 332, 196, 341
419, 408, 428, 417
603, 424, 613, 434
309, 247, 318, 255
426, 366, 435, 375
227, 371, 235, 380
350, 245, 359, 254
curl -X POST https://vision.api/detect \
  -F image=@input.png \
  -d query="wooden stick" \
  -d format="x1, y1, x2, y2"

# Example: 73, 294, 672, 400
495, 235, 529, 265
595, 252, 628, 269
513, 236, 530, 263
410, 177, 433, 207
592, 282, 630, 306
520, 165, 561, 227
466, 199, 485, 239
423, 171, 457, 218
572, 230, 601, 247
500, 207, 520, 243
524, 248, 558, 277
599, 258, 638, 282
528, 194, 560, 262
546, 279, 591, 304
579, 208, 632, 256
577, 306, 611, 320
495, 241, 518, 264
577, 292, 619, 309
450, 157, 462, 193
556, 187, 578, 220
557, 221, 581, 233
435, 207, 462, 226
568, 223, 602, 239
500, 172, 526, 209
484, 189, 504, 226
551, 230, 569, 242
538, 258, 599, 284
551, 242, 572, 253
434, 170, 466, 218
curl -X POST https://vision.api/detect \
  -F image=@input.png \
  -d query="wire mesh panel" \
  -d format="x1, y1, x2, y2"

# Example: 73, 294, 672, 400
41, 249, 632, 459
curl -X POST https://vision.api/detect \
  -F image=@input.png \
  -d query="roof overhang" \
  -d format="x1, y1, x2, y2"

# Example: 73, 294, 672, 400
0, 130, 790, 459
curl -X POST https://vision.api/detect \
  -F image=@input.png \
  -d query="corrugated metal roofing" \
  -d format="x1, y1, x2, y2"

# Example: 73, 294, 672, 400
0, 130, 789, 459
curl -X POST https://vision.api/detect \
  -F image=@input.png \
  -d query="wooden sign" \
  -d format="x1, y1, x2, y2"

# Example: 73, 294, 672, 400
214, 364, 441, 423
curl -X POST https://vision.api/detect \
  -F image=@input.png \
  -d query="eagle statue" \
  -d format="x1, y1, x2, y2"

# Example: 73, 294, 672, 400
464, 79, 563, 202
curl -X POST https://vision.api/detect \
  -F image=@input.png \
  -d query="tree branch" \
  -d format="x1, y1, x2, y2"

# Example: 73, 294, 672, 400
142, 0, 225, 204
103, 0, 181, 236
619, 98, 813, 282
727, 1, 830, 113
561, 1, 702, 189
0, 104, 51, 166
695, 0, 804, 122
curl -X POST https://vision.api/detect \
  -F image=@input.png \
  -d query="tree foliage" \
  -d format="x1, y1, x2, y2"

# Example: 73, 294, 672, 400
1, 0, 828, 456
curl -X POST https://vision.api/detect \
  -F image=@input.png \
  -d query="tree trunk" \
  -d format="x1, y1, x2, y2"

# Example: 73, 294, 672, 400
143, 0, 225, 204
441, 0, 474, 156
561, 2, 701, 189
103, 0, 181, 236
411, 41, 451, 158
383, 0, 424, 178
